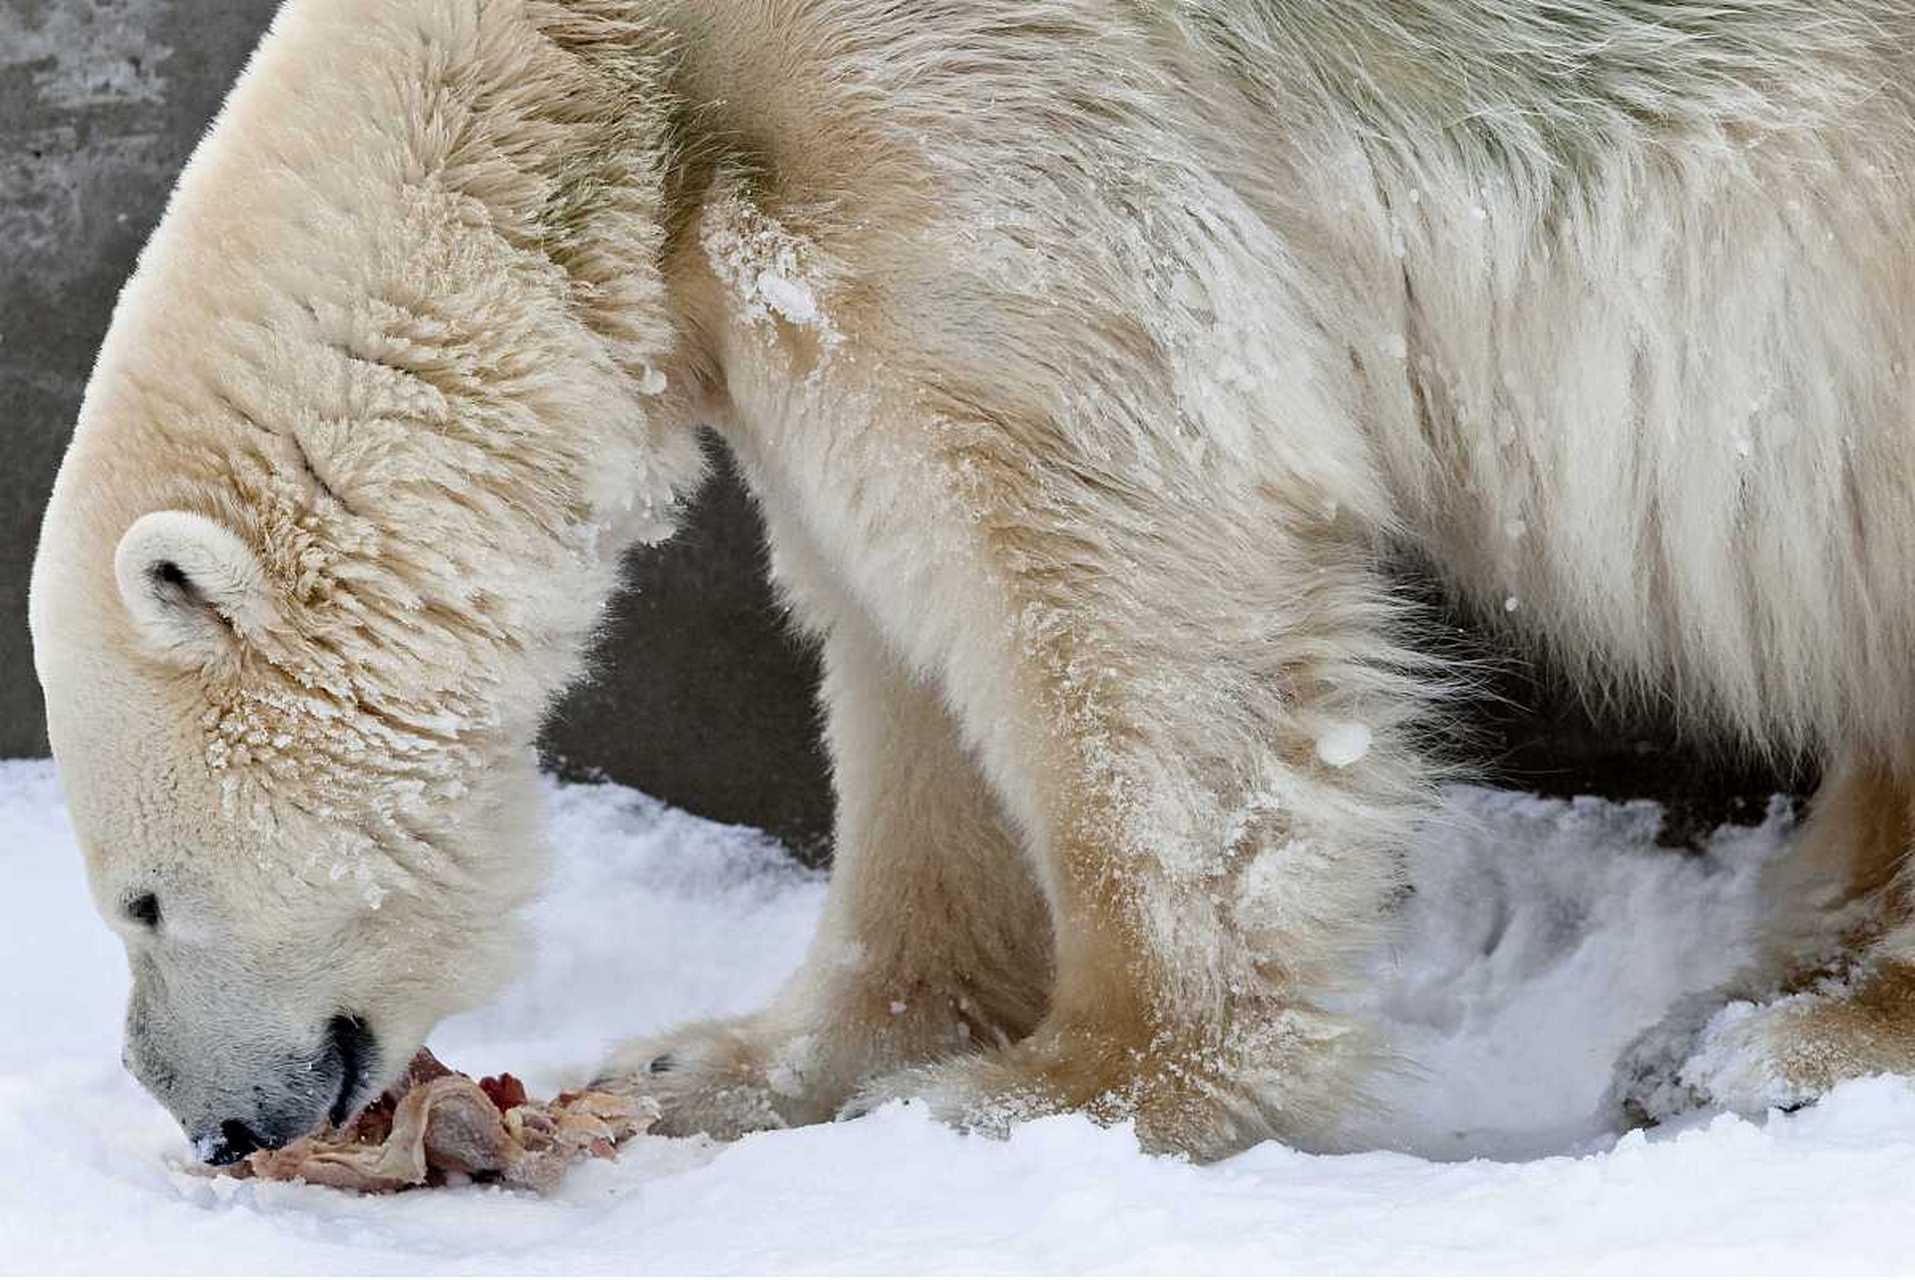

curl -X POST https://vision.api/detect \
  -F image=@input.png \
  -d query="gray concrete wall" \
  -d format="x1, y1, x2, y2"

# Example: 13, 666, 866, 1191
2, 1, 1798, 862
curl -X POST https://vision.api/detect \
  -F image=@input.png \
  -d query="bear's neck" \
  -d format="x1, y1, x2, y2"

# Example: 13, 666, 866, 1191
90, 0, 718, 794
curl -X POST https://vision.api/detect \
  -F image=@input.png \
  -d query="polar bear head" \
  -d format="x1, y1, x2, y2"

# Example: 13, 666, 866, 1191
32, 493, 560, 1163
27, 0, 703, 1163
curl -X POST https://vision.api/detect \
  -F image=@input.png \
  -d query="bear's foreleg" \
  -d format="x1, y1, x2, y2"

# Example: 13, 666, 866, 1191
601, 603, 1053, 1138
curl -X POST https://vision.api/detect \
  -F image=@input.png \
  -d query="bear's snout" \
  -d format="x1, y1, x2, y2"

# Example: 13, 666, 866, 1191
191, 1118, 277, 1166
124, 986, 382, 1163
174, 1088, 331, 1166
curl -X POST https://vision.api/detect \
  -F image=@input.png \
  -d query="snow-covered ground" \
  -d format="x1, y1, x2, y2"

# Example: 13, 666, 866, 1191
6, 755, 1913, 1274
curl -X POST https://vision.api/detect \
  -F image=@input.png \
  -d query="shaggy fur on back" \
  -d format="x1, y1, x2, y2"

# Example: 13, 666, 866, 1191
29, 0, 1915, 1161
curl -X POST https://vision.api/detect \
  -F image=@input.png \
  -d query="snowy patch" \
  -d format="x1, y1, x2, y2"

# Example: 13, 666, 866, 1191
8, 759, 1913, 1271
700, 194, 839, 348
1313, 721, 1373, 769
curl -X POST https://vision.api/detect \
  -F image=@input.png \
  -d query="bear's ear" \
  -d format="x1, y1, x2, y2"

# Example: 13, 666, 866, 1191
113, 511, 272, 663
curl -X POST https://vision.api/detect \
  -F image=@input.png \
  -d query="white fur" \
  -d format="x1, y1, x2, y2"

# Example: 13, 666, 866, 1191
28, 0, 1915, 1159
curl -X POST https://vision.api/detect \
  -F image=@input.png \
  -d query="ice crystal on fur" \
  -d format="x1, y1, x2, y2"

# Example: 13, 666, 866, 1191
701, 191, 838, 346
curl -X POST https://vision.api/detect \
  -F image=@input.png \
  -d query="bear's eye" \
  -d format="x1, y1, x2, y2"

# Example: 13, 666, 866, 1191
125, 893, 161, 929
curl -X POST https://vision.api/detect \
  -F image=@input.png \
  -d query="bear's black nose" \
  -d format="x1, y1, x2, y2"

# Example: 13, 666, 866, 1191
201, 1119, 265, 1166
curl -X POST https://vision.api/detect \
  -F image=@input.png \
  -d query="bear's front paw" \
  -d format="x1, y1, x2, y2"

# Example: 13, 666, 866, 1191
1609, 994, 1827, 1125
842, 1055, 1056, 1136
598, 1018, 831, 1140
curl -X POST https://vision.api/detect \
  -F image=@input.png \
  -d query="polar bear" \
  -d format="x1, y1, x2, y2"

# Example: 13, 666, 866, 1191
27, 0, 1915, 1164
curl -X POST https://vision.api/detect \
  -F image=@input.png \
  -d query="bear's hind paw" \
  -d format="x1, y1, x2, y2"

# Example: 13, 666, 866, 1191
1608, 990, 1862, 1126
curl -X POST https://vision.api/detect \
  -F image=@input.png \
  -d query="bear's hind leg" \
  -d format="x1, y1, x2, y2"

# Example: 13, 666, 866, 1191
1612, 758, 1915, 1121
600, 607, 1053, 1139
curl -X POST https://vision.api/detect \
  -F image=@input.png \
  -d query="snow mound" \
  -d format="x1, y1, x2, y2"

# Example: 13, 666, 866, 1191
5, 758, 1909, 1274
